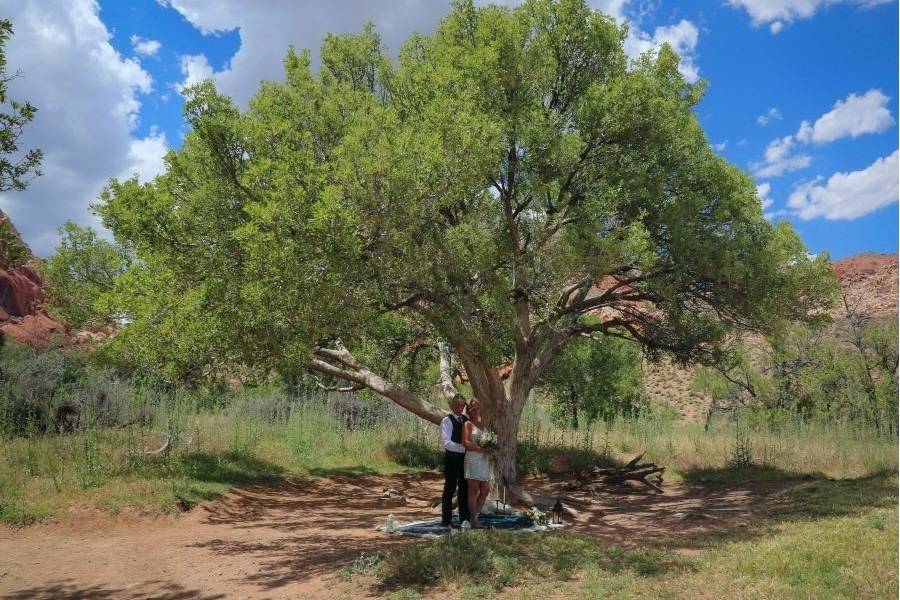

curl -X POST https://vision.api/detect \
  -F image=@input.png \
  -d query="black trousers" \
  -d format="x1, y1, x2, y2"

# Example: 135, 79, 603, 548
441, 450, 470, 525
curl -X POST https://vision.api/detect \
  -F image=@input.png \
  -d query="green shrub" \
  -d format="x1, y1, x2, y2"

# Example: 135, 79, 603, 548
384, 439, 442, 469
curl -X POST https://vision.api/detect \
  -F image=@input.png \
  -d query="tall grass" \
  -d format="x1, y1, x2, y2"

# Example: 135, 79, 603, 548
0, 384, 425, 525
601, 410, 896, 481
519, 399, 897, 481
1, 348, 896, 525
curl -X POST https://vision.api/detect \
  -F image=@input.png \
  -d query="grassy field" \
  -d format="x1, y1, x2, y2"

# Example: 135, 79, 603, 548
1, 387, 896, 526
1, 383, 897, 598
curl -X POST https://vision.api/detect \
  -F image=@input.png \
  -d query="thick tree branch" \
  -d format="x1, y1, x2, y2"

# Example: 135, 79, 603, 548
438, 342, 459, 401
306, 347, 445, 425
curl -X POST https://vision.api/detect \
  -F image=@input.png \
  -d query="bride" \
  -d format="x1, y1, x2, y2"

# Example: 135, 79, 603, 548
461, 400, 491, 528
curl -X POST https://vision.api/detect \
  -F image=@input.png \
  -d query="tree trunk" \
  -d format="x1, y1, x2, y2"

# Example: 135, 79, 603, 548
306, 342, 547, 507
485, 386, 534, 506
843, 294, 881, 429
569, 383, 579, 429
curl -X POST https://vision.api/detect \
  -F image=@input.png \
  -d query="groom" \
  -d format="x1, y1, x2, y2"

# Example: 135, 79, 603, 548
440, 393, 471, 527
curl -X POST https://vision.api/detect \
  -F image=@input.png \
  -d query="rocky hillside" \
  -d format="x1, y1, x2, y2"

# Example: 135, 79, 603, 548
0, 210, 69, 348
832, 253, 898, 319
645, 253, 898, 421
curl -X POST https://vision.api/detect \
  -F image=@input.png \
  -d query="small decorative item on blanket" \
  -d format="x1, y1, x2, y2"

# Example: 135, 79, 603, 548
522, 507, 550, 526
385, 513, 398, 532
475, 430, 499, 451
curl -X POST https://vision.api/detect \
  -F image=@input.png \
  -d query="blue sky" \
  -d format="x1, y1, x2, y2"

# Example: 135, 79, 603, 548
0, 0, 897, 258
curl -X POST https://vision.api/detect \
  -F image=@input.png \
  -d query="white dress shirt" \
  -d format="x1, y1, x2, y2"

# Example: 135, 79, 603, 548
440, 414, 466, 453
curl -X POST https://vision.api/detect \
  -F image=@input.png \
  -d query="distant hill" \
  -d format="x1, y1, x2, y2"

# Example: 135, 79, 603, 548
645, 252, 898, 421
831, 253, 897, 319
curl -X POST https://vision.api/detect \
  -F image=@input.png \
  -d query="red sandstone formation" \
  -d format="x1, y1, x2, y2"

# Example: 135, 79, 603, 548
0, 211, 70, 348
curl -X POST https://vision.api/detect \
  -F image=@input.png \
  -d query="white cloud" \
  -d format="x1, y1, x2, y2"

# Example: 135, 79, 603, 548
713, 141, 728, 151
0, 0, 166, 256
591, 0, 632, 22
122, 128, 169, 183
130, 34, 161, 57
756, 182, 774, 209
728, 0, 893, 31
159, 0, 452, 106
787, 150, 899, 220
795, 89, 894, 144
178, 53, 215, 91
624, 19, 701, 82
752, 89, 894, 179
752, 135, 812, 177
764, 136, 793, 163
158, 1, 701, 106
756, 107, 782, 126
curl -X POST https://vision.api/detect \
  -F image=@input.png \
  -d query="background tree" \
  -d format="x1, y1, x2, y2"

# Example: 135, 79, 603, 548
44, 222, 132, 328
97, 0, 836, 500
693, 317, 898, 432
539, 332, 642, 428
0, 212, 29, 269
0, 18, 41, 270
0, 19, 41, 193
864, 317, 899, 429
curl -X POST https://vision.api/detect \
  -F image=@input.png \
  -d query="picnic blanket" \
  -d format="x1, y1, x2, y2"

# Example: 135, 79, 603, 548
381, 513, 565, 538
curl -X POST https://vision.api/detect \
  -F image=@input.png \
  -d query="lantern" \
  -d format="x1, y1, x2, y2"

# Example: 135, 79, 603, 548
551, 498, 564, 525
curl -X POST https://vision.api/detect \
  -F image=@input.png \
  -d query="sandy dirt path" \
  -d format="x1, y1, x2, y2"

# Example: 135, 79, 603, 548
0, 472, 795, 599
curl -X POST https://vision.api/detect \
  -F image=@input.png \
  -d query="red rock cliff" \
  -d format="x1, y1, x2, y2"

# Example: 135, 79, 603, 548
0, 211, 69, 347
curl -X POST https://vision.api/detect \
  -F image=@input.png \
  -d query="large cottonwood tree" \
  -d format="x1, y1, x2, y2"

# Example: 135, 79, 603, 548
98, 0, 834, 499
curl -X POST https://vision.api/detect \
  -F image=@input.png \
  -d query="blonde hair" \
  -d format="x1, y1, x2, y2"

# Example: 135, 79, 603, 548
466, 399, 482, 414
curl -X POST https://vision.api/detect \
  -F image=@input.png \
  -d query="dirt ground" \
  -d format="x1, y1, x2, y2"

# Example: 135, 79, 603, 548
0, 472, 798, 599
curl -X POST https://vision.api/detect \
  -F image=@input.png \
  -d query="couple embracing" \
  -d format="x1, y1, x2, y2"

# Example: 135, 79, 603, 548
440, 393, 492, 529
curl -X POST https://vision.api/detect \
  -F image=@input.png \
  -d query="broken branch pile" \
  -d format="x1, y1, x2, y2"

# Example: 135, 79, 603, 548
575, 453, 666, 494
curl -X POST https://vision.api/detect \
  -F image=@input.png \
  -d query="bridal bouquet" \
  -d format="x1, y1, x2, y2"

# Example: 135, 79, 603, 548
476, 430, 499, 451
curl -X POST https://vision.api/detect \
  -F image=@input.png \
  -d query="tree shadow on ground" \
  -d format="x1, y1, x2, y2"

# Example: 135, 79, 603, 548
164, 451, 287, 507
305, 465, 380, 478
374, 528, 699, 595
679, 462, 819, 484
0, 579, 225, 600
644, 469, 898, 553
188, 472, 440, 591
758, 469, 897, 519
371, 470, 897, 595
177, 451, 286, 485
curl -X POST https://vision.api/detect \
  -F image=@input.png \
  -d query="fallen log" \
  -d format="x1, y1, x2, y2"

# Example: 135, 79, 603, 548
582, 454, 666, 494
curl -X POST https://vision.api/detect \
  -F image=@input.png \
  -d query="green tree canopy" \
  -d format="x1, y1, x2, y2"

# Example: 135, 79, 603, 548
0, 19, 41, 193
539, 332, 643, 428
97, 0, 836, 497
44, 222, 132, 328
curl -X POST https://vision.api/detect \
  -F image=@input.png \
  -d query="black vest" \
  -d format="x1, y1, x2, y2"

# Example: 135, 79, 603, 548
448, 413, 468, 444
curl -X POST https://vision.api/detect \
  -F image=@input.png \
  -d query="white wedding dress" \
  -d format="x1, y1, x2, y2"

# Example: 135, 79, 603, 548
464, 425, 491, 481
